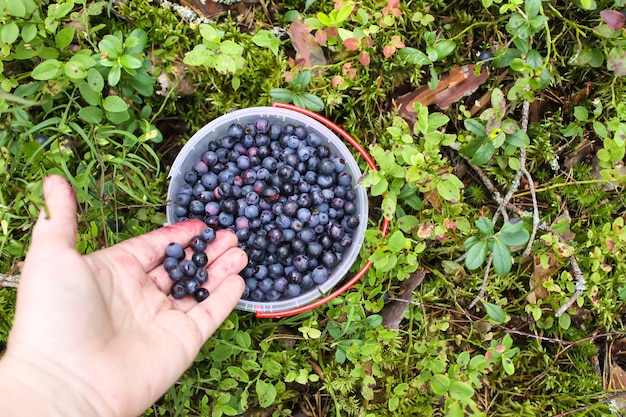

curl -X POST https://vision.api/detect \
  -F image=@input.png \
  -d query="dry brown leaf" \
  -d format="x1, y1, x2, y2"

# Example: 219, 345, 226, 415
396, 65, 488, 124
527, 252, 556, 303
288, 20, 327, 69
604, 338, 626, 410
381, 269, 426, 330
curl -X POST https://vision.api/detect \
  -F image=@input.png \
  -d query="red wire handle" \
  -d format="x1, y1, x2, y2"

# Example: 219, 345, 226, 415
255, 103, 390, 319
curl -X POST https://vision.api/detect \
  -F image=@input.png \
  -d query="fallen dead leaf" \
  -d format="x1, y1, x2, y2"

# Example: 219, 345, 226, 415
381, 268, 426, 330
288, 20, 327, 69
396, 64, 489, 124
602, 338, 626, 410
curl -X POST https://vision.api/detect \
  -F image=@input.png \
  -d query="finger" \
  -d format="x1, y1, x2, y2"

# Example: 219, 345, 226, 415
30, 175, 78, 251
115, 219, 210, 272
185, 273, 245, 341
148, 230, 241, 292
170, 247, 248, 311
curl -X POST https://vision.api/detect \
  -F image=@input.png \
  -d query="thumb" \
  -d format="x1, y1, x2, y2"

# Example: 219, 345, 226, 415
31, 175, 78, 250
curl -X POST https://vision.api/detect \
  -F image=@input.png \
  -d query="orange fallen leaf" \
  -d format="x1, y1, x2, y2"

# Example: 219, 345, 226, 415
288, 20, 327, 68
396, 64, 488, 124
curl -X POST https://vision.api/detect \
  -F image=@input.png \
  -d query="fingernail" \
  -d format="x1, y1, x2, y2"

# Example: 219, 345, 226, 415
43, 176, 54, 198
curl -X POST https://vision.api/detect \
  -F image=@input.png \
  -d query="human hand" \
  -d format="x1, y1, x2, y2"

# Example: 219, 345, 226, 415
0, 175, 247, 417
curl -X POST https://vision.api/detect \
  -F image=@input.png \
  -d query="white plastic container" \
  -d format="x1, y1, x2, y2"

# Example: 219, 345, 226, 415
166, 106, 368, 314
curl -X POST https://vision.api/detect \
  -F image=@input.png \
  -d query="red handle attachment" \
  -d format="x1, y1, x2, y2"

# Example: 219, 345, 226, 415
254, 103, 390, 319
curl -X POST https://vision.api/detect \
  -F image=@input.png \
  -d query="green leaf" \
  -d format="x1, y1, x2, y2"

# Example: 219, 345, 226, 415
269, 88, 295, 103
5, 0, 26, 17
199, 23, 222, 42
428, 113, 449, 130
317, 12, 333, 26
119, 54, 143, 70
525, 0, 541, 17
498, 224, 530, 247
108, 64, 121, 86
184, 46, 209, 67
370, 176, 388, 196
78, 82, 101, 106
31, 59, 63, 80
465, 239, 487, 270
78, 106, 103, 124
255, 380, 277, 408
433, 40, 456, 60
291, 70, 312, 92
252, 30, 281, 55
449, 381, 475, 401
55, 27, 75, 49
21, 23, 38, 43
502, 357, 515, 375
397, 47, 432, 66
506, 130, 530, 148
99, 35, 123, 58
105, 110, 130, 123
398, 215, 419, 233
293, 93, 324, 112
227, 366, 249, 383
483, 300, 507, 323
219, 40, 244, 56
335, 4, 354, 22
64, 61, 87, 80
381, 193, 397, 220
437, 175, 463, 202
558, 313, 571, 330
103, 95, 128, 113
430, 374, 450, 396
464, 119, 487, 137
387, 230, 406, 253
1, 23, 20, 45
476, 217, 494, 235
492, 238, 512, 274
87, 68, 104, 92
125, 29, 148, 54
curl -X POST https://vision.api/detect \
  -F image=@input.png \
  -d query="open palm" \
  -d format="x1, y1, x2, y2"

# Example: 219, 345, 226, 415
1, 175, 246, 417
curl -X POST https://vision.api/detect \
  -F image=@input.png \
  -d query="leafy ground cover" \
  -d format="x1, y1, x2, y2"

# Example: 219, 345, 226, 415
1, 0, 626, 415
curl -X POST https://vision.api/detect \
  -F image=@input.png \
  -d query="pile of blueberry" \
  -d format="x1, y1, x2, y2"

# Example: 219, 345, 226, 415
163, 227, 216, 302
170, 117, 360, 302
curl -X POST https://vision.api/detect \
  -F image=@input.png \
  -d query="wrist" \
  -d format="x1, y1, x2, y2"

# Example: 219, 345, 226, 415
0, 351, 113, 417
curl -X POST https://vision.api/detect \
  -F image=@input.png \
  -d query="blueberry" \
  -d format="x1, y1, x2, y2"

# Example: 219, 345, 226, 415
311, 266, 330, 284
34, 134, 51, 150
254, 264, 269, 279
218, 212, 234, 226
477, 50, 493, 64
171, 282, 188, 299
251, 289, 265, 301
269, 264, 285, 280
294, 126, 307, 139
227, 123, 244, 138
163, 257, 180, 272
184, 171, 198, 185
286, 269, 302, 284
285, 283, 302, 298
193, 161, 209, 175
166, 242, 185, 260
195, 268, 208, 284
192, 251, 208, 267
190, 236, 208, 252
203, 151, 218, 165
189, 200, 205, 215
201, 172, 218, 189
193, 287, 210, 302
201, 227, 216, 243
185, 278, 200, 294
321, 251, 339, 268
258, 278, 273, 292
174, 205, 188, 218
168, 265, 184, 281
180, 260, 197, 277
254, 118, 270, 134
293, 255, 310, 272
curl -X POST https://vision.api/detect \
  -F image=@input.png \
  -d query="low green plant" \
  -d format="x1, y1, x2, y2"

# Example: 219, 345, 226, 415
464, 217, 530, 275
269, 69, 325, 111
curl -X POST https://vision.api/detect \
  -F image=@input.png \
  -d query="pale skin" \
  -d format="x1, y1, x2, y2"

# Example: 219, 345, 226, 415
0, 175, 248, 417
